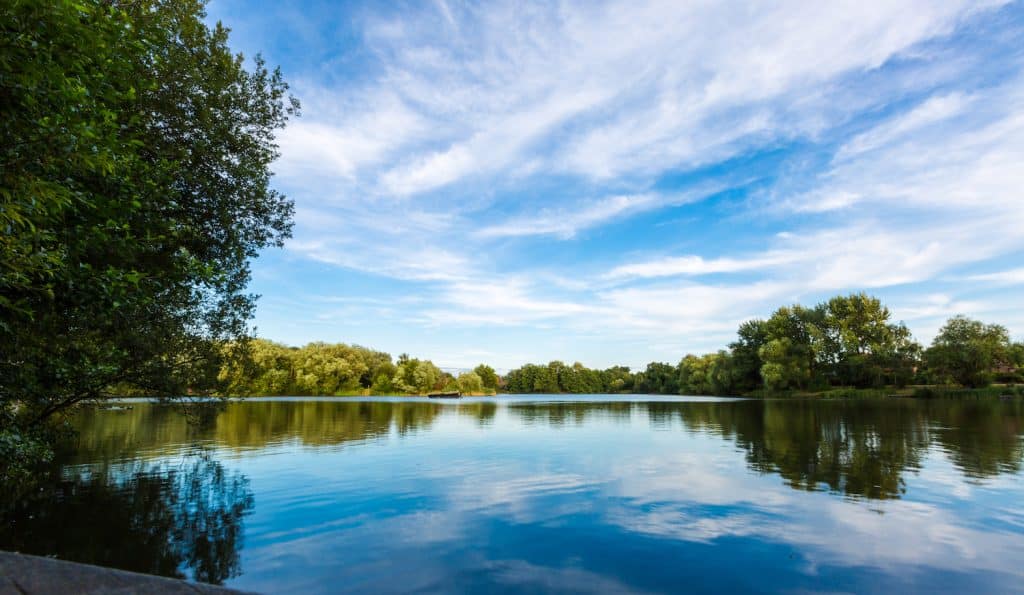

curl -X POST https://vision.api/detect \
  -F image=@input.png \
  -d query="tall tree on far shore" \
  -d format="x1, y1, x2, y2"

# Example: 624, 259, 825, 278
926, 316, 1011, 388
820, 293, 921, 388
758, 305, 824, 391
473, 364, 499, 390
729, 319, 769, 392
458, 372, 484, 394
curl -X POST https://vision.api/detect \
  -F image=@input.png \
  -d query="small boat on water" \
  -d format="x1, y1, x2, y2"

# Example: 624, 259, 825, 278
427, 391, 462, 399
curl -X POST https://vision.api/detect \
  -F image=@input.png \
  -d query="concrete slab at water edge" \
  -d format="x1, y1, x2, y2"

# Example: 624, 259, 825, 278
0, 552, 254, 595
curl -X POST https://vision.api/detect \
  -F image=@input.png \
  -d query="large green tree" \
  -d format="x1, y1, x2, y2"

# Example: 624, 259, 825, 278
758, 305, 824, 391
820, 293, 920, 387
729, 319, 769, 392
473, 364, 499, 390
926, 316, 1011, 388
391, 355, 443, 394
634, 362, 679, 394
457, 371, 484, 394
1, 0, 297, 462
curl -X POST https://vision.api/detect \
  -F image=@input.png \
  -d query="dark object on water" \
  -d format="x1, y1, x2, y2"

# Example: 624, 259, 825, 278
428, 391, 462, 398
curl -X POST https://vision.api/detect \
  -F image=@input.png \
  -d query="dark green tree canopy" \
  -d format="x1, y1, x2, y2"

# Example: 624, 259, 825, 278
926, 316, 1011, 388
1, 1, 297, 430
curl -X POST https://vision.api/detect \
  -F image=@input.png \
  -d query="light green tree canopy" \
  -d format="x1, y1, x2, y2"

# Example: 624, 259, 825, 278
457, 372, 483, 394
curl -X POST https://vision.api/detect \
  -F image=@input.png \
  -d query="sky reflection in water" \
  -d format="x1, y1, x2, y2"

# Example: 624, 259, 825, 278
4, 397, 1024, 594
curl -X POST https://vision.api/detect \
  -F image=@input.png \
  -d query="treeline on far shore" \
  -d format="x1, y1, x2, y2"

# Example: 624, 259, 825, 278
218, 343, 499, 397
508, 293, 1022, 396
222, 293, 1023, 398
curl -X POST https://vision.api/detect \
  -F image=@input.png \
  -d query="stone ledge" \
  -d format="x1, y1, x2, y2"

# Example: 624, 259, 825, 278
0, 552, 255, 595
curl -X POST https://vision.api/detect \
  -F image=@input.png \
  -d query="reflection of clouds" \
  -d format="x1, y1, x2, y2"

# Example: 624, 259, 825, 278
993, 505, 1024, 533
599, 450, 1024, 579
437, 469, 602, 526
452, 473, 595, 509
236, 507, 472, 594
403, 418, 1024, 582
485, 559, 656, 594
390, 510, 467, 543
608, 507, 770, 544
215, 400, 1024, 592
612, 452, 794, 507
908, 449, 977, 500
782, 498, 1024, 578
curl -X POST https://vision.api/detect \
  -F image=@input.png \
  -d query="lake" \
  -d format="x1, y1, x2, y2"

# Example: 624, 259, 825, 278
3, 396, 1024, 593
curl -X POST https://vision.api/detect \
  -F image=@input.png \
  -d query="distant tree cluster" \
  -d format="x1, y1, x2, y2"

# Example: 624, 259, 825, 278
219, 341, 499, 396
223, 295, 1022, 398
504, 293, 1023, 395
503, 362, 634, 394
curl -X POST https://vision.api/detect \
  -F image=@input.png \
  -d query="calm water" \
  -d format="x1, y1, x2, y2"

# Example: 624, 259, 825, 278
3, 396, 1024, 594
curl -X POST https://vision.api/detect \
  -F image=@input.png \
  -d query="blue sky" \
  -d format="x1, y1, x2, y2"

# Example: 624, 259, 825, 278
205, 0, 1024, 370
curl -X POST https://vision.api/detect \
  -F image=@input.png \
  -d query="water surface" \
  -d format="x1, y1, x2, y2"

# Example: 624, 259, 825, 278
3, 396, 1024, 593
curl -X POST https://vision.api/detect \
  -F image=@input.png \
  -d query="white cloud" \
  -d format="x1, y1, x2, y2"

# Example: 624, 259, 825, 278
276, 90, 428, 183
604, 252, 800, 281
475, 193, 659, 240
421, 278, 607, 327
555, 1, 1002, 179
240, 0, 1024, 366
282, 0, 1007, 196
967, 267, 1024, 286
287, 238, 471, 282
834, 92, 974, 161
791, 80, 1024, 215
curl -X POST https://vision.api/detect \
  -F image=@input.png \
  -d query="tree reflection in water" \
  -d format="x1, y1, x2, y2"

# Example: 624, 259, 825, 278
63, 398, 1024, 503
513, 398, 1024, 500
0, 452, 252, 585
3, 396, 1021, 588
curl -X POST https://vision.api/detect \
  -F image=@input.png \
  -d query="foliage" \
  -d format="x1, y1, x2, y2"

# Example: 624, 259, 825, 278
457, 372, 484, 394
754, 294, 922, 391
219, 342, 479, 396
219, 339, 395, 396
504, 361, 634, 394
1, 1, 297, 438
678, 351, 738, 395
391, 354, 444, 395
496, 294, 1014, 397
819, 294, 919, 387
729, 319, 769, 392
1011, 343, 1024, 367
0, 412, 64, 483
473, 364, 499, 390
925, 316, 1012, 388
634, 362, 680, 394
758, 304, 824, 390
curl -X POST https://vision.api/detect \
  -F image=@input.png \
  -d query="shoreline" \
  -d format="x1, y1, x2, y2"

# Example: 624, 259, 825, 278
97, 385, 1023, 402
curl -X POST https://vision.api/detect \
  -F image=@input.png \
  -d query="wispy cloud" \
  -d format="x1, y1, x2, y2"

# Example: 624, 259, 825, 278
476, 193, 660, 240
206, 0, 1024, 367
604, 252, 800, 281
833, 92, 974, 162
967, 268, 1024, 285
